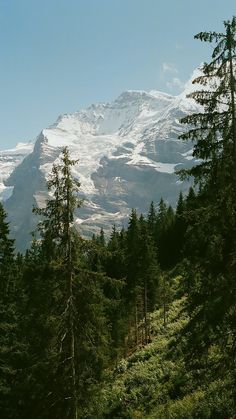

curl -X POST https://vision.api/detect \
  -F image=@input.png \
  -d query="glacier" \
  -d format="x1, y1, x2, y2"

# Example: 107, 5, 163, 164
0, 81, 200, 250
0, 142, 34, 201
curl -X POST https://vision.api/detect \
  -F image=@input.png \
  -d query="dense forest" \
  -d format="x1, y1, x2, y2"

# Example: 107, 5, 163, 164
0, 17, 236, 418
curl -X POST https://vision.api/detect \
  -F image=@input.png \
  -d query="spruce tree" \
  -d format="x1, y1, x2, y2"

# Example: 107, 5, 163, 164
172, 192, 186, 264
138, 215, 160, 343
177, 18, 236, 400
155, 199, 176, 269
147, 201, 157, 234
35, 147, 81, 418
0, 203, 23, 418
179, 16, 236, 188
32, 147, 109, 418
125, 209, 140, 301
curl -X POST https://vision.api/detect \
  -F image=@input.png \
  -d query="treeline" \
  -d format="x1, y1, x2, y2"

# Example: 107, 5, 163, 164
0, 16, 236, 419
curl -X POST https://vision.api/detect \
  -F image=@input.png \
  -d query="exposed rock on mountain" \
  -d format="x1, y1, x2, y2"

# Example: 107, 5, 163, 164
1, 85, 200, 249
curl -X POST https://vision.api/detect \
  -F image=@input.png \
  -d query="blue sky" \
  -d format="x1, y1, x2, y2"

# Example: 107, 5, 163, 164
0, 0, 235, 149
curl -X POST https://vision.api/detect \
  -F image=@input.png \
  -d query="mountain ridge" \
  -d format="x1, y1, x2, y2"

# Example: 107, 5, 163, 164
1, 81, 200, 249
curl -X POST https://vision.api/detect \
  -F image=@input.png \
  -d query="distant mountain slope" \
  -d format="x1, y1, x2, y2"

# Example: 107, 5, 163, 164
1, 82, 200, 249
0, 142, 33, 201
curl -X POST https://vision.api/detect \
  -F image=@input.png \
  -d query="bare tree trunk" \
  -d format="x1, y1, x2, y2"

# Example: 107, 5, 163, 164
68, 270, 77, 419
144, 282, 148, 344
70, 281, 77, 419
135, 302, 139, 348
163, 275, 166, 329
65, 161, 77, 419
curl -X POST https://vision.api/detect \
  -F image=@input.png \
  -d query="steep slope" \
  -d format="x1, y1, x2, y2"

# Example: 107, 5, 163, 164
98, 294, 234, 419
0, 142, 33, 201
2, 86, 199, 249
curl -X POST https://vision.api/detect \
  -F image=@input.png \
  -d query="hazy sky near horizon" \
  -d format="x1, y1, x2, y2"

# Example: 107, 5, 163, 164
0, 0, 235, 149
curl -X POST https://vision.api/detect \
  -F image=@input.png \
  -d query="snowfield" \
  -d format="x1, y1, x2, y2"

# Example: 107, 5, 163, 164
0, 72, 201, 248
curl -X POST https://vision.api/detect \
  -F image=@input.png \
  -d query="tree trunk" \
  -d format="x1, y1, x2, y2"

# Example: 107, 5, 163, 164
68, 270, 77, 419
65, 162, 77, 419
135, 302, 139, 348
144, 282, 148, 344
163, 275, 167, 329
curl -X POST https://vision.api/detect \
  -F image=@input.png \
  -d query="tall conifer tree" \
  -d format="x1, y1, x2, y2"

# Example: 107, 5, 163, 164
0, 203, 21, 418
178, 18, 236, 397
33, 148, 109, 418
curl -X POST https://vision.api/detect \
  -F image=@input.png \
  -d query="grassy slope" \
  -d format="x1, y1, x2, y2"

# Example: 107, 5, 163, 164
98, 293, 235, 419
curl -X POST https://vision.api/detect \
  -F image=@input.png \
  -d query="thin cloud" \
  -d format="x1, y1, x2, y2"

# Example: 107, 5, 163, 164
162, 62, 178, 74
159, 62, 184, 93
175, 42, 183, 50
166, 77, 185, 91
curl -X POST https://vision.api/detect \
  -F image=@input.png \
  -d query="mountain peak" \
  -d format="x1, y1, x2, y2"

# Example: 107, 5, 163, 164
0, 79, 201, 249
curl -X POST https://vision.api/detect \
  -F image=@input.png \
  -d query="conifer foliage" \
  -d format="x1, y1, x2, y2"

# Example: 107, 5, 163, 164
0, 203, 19, 418
178, 17, 236, 400
29, 148, 109, 418
179, 16, 236, 187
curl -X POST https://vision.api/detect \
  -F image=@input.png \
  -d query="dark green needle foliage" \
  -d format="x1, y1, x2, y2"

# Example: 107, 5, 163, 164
0, 203, 25, 418
176, 16, 236, 410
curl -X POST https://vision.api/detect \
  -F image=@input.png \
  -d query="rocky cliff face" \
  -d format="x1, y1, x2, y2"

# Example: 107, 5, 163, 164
0, 142, 34, 201
1, 86, 200, 249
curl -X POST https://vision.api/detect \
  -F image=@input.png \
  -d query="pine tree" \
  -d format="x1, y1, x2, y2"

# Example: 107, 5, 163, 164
138, 215, 160, 344
0, 203, 15, 289
185, 186, 196, 209
106, 225, 125, 279
177, 18, 236, 399
0, 203, 23, 418
17, 240, 57, 419
179, 16, 236, 189
147, 201, 157, 234
42, 147, 80, 418
32, 147, 109, 418
125, 209, 140, 300
172, 191, 186, 264
155, 199, 176, 269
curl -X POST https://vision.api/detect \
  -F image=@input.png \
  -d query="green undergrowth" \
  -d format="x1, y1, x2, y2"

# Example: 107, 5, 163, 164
94, 294, 235, 419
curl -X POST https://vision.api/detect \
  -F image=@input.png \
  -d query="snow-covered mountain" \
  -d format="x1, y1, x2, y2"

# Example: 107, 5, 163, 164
1, 83, 200, 249
0, 142, 34, 201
